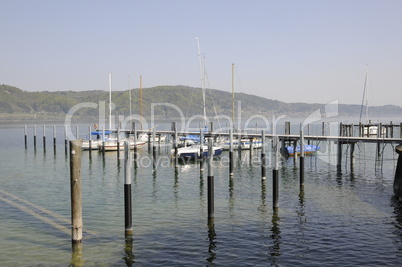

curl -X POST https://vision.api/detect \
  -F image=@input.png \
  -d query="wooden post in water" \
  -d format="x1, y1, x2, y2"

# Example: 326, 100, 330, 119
207, 137, 214, 220
200, 130, 204, 173
43, 125, 46, 152
273, 135, 279, 210
322, 122, 325, 136
337, 140, 342, 174
300, 127, 305, 186
229, 129, 234, 176
70, 140, 82, 244
350, 142, 355, 170
261, 130, 266, 180
24, 125, 27, 149
123, 141, 133, 236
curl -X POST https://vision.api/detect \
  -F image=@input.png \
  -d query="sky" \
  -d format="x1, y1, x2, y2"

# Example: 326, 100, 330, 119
1, 0, 402, 106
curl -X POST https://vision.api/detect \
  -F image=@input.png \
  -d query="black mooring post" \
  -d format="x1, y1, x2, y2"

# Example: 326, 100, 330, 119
300, 126, 305, 187
273, 135, 279, 210
229, 129, 234, 177
207, 138, 214, 220
261, 130, 266, 180
24, 125, 27, 149
123, 141, 133, 236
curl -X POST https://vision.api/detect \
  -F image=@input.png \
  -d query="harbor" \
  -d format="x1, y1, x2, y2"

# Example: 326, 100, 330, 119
2, 121, 402, 266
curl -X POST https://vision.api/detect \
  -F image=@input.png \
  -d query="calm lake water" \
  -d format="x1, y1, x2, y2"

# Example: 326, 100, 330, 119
1, 122, 402, 266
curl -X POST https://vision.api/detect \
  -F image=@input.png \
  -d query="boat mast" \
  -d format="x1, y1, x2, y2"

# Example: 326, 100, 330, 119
358, 64, 369, 124
365, 64, 369, 124
109, 72, 112, 130
128, 75, 132, 116
139, 75, 143, 130
196, 37, 207, 128
232, 63, 235, 130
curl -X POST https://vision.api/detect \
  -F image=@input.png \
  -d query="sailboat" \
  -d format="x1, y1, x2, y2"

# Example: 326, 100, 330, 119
97, 73, 146, 151
359, 65, 385, 137
173, 38, 223, 160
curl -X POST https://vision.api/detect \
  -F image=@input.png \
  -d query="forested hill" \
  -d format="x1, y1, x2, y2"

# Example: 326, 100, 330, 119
1, 84, 401, 121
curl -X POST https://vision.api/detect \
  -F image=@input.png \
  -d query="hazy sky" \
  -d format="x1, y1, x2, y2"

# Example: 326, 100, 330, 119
1, 0, 402, 106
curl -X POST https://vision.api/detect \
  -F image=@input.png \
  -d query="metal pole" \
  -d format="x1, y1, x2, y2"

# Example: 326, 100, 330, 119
152, 128, 156, 171
174, 125, 178, 168
207, 137, 214, 220
133, 126, 138, 169
229, 129, 234, 176
43, 125, 46, 152
300, 126, 305, 186
34, 125, 37, 150
53, 125, 57, 153
24, 125, 27, 149
64, 125, 68, 155
124, 141, 132, 236
88, 126, 92, 154
200, 130, 204, 172
70, 140, 82, 244
273, 135, 279, 210
261, 130, 266, 180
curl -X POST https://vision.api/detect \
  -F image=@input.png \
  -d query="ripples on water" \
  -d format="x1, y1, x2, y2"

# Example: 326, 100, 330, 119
1, 124, 402, 266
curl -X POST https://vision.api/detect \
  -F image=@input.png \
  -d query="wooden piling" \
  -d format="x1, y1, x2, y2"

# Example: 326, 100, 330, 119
207, 138, 214, 219
261, 130, 266, 180
337, 140, 342, 173
124, 141, 133, 236
350, 142, 355, 170
70, 140, 83, 244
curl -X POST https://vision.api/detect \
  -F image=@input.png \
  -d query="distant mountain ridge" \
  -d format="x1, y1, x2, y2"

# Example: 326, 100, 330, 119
1, 84, 401, 121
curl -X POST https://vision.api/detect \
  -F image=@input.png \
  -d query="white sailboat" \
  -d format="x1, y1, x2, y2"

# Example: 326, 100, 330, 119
173, 38, 223, 160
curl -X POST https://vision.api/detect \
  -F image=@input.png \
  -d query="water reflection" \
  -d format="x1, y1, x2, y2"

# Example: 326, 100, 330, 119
123, 235, 135, 266
70, 243, 83, 267
268, 211, 281, 265
229, 176, 234, 217
206, 218, 217, 264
